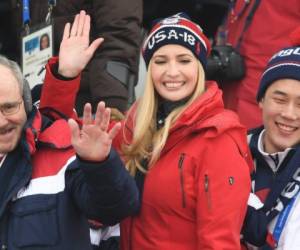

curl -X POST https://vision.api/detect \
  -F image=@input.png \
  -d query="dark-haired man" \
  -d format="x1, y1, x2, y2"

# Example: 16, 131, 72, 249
242, 33, 300, 249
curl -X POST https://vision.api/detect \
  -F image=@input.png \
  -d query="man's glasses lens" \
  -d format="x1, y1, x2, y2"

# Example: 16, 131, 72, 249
0, 101, 22, 116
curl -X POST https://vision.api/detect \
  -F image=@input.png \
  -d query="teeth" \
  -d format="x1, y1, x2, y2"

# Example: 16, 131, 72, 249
277, 123, 297, 132
164, 82, 183, 88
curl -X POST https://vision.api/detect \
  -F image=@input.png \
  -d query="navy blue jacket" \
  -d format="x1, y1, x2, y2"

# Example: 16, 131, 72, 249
0, 108, 139, 250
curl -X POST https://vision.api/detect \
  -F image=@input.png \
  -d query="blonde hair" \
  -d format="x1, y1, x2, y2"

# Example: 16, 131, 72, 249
122, 60, 206, 176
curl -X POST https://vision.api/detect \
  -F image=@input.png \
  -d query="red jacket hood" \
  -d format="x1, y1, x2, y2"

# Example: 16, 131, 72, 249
162, 81, 247, 155
171, 81, 242, 134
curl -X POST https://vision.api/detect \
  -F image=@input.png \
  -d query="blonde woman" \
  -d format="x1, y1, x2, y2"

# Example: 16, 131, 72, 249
40, 12, 252, 250
113, 13, 252, 250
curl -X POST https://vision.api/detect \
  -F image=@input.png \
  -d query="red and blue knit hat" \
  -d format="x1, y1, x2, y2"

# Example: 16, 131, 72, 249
142, 13, 211, 68
257, 27, 300, 101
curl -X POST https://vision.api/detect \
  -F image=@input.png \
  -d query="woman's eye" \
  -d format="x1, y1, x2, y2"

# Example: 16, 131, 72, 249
154, 60, 165, 64
180, 59, 191, 64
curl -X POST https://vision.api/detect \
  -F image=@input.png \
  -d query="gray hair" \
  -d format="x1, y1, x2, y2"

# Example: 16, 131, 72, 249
0, 54, 24, 95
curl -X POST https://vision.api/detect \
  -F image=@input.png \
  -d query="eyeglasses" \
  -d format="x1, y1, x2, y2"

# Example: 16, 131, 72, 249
0, 100, 23, 116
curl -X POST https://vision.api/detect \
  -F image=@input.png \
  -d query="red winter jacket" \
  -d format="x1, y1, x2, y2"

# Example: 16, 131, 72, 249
117, 82, 252, 250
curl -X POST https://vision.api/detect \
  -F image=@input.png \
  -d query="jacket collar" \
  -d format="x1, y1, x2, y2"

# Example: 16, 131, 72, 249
161, 81, 245, 154
24, 107, 72, 156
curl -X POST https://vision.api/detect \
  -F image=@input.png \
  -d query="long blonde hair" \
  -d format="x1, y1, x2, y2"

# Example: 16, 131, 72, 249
122, 60, 206, 176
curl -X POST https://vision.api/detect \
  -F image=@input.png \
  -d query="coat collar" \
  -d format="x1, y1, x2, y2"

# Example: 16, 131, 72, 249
161, 81, 245, 154
24, 107, 72, 155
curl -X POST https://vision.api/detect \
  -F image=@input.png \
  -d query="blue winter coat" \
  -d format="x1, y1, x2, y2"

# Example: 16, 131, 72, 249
0, 107, 139, 250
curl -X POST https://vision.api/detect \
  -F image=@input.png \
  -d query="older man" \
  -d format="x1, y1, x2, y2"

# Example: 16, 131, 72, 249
0, 11, 139, 250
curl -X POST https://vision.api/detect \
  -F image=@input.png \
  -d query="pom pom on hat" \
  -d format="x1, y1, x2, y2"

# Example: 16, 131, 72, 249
256, 27, 300, 101
142, 13, 211, 69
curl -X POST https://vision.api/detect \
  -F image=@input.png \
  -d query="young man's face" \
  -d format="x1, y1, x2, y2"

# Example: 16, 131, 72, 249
0, 65, 27, 154
259, 79, 300, 153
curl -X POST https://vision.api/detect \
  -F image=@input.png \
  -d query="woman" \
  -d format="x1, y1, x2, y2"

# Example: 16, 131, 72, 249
40, 33, 50, 50
114, 13, 252, 250
39, 12, 252, 250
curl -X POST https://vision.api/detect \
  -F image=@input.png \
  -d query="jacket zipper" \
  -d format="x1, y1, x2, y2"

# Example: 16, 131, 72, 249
178, 153, 186, 208
204, 174, 212, 210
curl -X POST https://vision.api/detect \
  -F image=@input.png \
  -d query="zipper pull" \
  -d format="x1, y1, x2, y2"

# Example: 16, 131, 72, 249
178, 153, 185, 169
178, 153, 186, 208
204, 174, 209, 192
204, 174, 212, 210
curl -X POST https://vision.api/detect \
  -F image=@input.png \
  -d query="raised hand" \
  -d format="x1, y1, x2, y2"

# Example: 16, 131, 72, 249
68, 102, 121, 162
58, 10, 103, 78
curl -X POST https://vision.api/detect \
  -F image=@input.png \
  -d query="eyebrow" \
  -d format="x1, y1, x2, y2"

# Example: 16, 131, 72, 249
0, 100, 22, 106
153, 54, 194, 59
272, 90, 300, 100
272, 90, 287, 96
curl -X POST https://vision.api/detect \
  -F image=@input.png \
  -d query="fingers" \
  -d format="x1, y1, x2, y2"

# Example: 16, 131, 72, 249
82, 14, 91, 37
108, 122, 121, 140
70, 10, 89, 37
94, 101, 110, 131
63, 23, 71, 40
86, 38, 103, 57
68, 118, 80, 142
70, 14, 79, 36
101, 107, 110, 131
62, 10, 94, 41
77, 10, 87, 36
82, 103, 93, 125
94, 102, 105, 126
82, 102, 118, 139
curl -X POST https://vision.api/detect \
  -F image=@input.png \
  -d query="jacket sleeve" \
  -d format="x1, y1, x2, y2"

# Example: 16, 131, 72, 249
39, 57, 80, 120
65, 148, 140, 225
196, 133, 251, 249
241, 193, 269, 246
